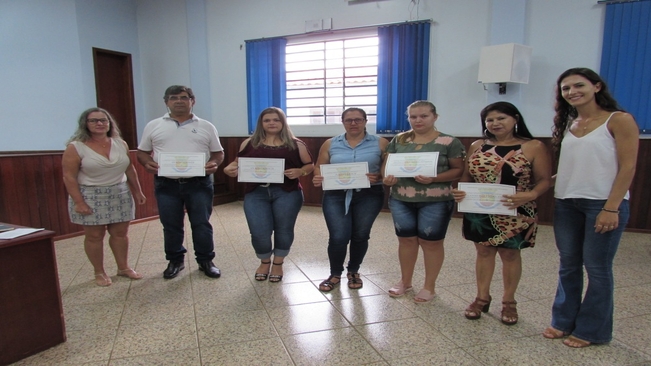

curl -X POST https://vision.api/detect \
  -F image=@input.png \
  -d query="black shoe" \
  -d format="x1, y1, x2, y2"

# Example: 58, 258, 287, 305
198, 261, 221, 278
163, 261, 185, 279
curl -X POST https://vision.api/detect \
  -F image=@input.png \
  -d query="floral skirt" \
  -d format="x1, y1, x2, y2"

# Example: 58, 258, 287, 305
68, 182, 134, 226
462, 201, 537, 249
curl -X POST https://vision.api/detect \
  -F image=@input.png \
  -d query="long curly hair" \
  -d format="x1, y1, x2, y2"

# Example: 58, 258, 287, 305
551, 68, 622, 155
250, 107, 297, 150
480, 101, 533, 140
66, 107, 122, 145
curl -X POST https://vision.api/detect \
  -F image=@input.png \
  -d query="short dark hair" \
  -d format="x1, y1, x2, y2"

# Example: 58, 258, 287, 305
164, 85, 195, 101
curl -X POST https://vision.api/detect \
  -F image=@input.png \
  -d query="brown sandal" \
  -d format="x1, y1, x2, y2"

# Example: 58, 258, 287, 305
464, 296, 491, 320
542, 326, 569, 339
319, 275, 341, 292
347, 272, 363, 289
501, 300, 518, 325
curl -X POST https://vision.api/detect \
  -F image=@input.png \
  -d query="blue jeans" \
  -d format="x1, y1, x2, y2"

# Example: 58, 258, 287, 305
551, 198, 630, 343
154, 176, 215, 263
388, 197, 454, 241
322, 185, 385, 276
243, 186, 303, 259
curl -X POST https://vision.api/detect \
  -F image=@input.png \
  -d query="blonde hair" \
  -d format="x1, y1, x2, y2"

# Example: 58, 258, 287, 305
66, 107, 122, 145
396, 100, 437, 144
250, 107, 297, 149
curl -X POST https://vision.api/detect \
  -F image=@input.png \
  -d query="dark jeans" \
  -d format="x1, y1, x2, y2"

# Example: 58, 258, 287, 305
242, 186, 303, 258
154, 176, 215, 263
322, 185, 385, 276
551, 198, 629, 343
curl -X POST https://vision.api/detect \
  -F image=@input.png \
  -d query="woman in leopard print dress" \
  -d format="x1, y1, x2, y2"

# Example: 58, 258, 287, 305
452, 102, 551, 325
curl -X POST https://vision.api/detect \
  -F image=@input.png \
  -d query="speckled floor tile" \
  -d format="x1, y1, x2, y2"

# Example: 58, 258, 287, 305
63, 300, 124, 331
614, 314, 651, 356
108, 348, 200, 365
390, 348, 483, 365
282, 327, 384, 365
196, 309, 278, 348
331, 293, 417, 325
42, 204, 650, 366
561, 339, 651, 366
255, 281, 327, 308
200, 338, 293, 365
419, 309, 524, 347
267, 301, 351, 335
465, 335, 577, 366
10, 327, 116, 365
111, 316, 197, 359
357, 317, 457, 360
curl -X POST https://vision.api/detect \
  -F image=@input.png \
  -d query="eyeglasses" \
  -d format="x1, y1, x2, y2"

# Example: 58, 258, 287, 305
168, 96, 191, 101
343, 118, 365, 124
87, 118, 109, 124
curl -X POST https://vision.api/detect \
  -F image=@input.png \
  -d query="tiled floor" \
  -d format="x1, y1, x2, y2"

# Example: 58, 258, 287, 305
13, 202, 651, 365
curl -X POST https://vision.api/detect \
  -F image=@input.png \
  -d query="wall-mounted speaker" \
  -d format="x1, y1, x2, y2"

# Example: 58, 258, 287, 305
478, 43, 532, 84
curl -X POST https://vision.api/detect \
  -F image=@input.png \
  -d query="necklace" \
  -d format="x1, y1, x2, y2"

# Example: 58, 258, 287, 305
90, 138, 109, 148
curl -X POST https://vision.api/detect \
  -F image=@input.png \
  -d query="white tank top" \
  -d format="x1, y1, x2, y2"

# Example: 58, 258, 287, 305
71, 139, 129, 186
554, 112, 629, 200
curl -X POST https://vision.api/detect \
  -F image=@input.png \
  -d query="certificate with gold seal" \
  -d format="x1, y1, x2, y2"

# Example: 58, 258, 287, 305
457, 182, 516, 216
158, 153, 206, 177
320, 162, 370, 191
237, 158, 285, 183
384, 152, 438, 178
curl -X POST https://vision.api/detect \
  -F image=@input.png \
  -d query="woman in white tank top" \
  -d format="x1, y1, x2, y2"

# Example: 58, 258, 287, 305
542, 68, 639, 348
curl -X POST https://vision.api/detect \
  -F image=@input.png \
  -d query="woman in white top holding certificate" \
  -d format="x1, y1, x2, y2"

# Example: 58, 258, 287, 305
223, 107, 313, 283
452, 101, 550, 325
312, 108, 388, 292
383, 100, 465, 303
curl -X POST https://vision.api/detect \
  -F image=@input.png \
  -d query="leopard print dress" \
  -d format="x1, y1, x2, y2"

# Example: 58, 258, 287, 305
462, 144, 537, 249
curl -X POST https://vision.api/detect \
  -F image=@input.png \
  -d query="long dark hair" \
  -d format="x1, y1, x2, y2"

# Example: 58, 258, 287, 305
551, 68, 623, 155
480, 101, 533, 140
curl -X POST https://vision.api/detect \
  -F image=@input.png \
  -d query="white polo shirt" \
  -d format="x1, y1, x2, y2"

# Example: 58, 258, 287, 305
138, 113, 223, 165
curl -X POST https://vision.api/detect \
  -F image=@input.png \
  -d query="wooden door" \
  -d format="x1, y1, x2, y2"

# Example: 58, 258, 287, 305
92, 48, 138, 148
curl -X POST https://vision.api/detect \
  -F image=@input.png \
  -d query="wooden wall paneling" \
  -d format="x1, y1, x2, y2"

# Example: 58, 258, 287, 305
627, 140, 651, 231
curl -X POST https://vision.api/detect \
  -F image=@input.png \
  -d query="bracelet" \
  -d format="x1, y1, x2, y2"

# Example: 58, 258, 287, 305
602, 208, 619, 213
300, 169, 307, 176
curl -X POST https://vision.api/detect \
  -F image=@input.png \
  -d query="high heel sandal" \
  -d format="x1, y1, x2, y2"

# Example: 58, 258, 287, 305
255, 260, 271, 281
94, 273, 112, 287
464, 296, 492, 320
388, 281, 412, 297
319, 275, 341, 292
501, 300, 518, 325
117, 268, 143, 280
269, 262, 283, 283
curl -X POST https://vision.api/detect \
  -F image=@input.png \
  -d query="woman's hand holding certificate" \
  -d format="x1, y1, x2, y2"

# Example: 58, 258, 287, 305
384, 152, 439, 178
320, 162, 370, 190
456, 183, 517, 216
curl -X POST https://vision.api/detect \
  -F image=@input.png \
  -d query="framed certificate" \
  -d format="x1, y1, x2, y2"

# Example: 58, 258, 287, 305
237, 157, 285, 184
457, 182, 517, 216
384, 152, 439, 178
320, 162, 370, 191
158, 153, 206, 177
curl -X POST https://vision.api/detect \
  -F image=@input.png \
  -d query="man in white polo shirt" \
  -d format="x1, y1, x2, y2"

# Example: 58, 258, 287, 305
137, 85, 224, 279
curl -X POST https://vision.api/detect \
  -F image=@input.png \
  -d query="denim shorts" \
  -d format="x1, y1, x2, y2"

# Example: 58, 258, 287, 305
388, 197, 454, 241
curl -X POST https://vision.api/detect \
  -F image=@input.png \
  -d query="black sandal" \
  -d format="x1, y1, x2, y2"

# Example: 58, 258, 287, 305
269, 262, 284, 283
318, 275, 341, 292
347, 272, 363, 289
254, 260, 271, 281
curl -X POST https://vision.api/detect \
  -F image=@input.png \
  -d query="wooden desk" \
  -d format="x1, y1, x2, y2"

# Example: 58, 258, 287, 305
0, 225, 66, 366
